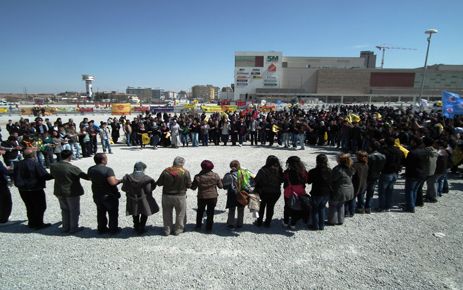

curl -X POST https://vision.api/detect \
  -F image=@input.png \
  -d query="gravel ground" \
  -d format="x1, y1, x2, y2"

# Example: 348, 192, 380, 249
0, 114, 462, 289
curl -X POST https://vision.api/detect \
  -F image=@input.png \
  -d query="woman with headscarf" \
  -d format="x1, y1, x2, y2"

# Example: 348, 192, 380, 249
283, 156, 309, 230
121, 162, 159, 235
191, 160, 223, 232
223, 160, 254, 229
253, 155, 283, 227
329, 153, 355, 226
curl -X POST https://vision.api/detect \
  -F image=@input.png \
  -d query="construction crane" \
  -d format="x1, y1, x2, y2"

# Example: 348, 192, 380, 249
376, 45, 417, 68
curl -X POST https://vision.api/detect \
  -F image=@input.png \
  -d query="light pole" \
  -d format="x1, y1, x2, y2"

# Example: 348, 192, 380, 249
417, 28, 438, 108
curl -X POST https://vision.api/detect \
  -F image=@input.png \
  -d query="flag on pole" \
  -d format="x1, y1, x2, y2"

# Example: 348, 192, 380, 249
442, 91, 463, 119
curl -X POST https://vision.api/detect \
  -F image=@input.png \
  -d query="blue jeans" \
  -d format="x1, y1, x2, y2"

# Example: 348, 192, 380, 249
291, 133, 298, 148
345, 198, 356, 216
282, 133, 290, 148
71, 143, 81, 159
437, 172, 447, 196
378, 173, 398, 210
102, 139, 112, 153
202, 133, 209, 146
181, 134, 189, 146
125, 133, 131, 146
357, 179, 378, 210
311, 196, 328, 230
404, 177, 425, 211
294, 134, 305, 150
192, 133, 199, 147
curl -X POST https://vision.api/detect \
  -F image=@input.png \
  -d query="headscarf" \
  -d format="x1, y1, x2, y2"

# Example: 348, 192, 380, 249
201, 160, 214, 172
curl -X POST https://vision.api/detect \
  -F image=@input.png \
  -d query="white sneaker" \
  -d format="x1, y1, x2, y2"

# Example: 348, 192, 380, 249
289, 225, 296, 230
282, 221, 289, 227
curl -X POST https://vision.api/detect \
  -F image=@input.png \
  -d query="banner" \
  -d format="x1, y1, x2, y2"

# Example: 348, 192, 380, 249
0, 108, 8, 113
21, 108, 33, 115
150, 106, 174, 113
442, 91, 463, 119
201, 105, 223, 113
133, 106, 150, 113
112, 103, 132, 115
221, 105, 237, 112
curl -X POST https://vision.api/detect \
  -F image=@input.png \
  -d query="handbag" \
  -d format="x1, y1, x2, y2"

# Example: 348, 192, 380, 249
300, 194, 312, 209
247, 193, 261, 211
289, 193, 302, 211
237, 190, 249, 206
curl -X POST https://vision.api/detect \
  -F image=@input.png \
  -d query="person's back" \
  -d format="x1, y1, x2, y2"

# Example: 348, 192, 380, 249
255, 166, 283, 195
352, 161, 368, 193
50, 160, 85, 197
193, 171, 222, 199
405, 147, 428, 180
331, 164, 355, 202
308, 166, 332, 196
424, 146, 438, 177
88, 164, 118, 201
381, 146, 403, 174
367, 151, 386, 181
157, 166, 191, 195
13, 158, 50, 191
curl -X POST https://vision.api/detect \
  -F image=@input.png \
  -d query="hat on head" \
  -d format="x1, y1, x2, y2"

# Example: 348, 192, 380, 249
201, 160, 214, 171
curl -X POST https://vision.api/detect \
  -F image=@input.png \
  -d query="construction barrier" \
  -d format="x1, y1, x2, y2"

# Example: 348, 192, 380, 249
133, 106, 150, 113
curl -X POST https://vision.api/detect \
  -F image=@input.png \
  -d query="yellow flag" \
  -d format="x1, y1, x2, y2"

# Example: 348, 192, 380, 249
350, 113, 361, 123
141, 133, 150, 145
272, 124, 280, 133
394, 138, 409, 158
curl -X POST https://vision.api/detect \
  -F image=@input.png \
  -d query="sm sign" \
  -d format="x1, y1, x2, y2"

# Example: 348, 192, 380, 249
267, 56, 279, 62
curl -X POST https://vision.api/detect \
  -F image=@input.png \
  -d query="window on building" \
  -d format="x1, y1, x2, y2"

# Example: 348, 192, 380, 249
255, 56, 264, 67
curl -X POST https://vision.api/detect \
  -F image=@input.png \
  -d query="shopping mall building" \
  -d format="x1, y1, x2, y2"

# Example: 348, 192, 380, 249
233, 51, 463, 104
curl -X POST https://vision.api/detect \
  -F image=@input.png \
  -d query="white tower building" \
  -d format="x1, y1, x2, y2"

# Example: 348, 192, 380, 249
82, 74, 95, 98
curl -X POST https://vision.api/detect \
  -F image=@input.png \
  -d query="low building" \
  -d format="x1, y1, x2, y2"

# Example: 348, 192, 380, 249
234, 51, 463, 103
192, 85, 218, 100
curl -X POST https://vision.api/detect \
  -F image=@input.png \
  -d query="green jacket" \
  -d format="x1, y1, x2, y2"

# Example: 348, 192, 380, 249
50, 161, 89, 197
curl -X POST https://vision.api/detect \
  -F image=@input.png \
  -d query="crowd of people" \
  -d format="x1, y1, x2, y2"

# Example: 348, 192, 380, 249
0, 104, 461, 235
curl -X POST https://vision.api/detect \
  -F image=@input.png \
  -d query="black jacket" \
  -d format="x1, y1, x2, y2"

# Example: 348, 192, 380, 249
367, 151, 386, 181
254, 166, 283, 196
307, 166, 332, 197
13, 158, 53, 191
405, 148, 428, 179
380, 146, 403, 174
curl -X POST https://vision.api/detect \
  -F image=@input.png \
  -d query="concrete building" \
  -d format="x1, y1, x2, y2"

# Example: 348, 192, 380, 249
234, 51, 373, 100
192, 85, 218, 100
234, 51, 463, 103
360, 51, 377, 69
126, 87, 163, 102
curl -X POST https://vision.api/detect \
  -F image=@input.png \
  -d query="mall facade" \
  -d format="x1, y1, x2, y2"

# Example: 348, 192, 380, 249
233, 51, 463, 104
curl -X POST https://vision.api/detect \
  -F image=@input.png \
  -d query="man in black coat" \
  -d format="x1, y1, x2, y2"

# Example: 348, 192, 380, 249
404, 137, 429, 213
13, 148, 54, 229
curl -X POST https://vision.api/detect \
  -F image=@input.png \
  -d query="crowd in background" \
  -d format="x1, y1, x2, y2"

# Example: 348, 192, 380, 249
0, 104, 461, 234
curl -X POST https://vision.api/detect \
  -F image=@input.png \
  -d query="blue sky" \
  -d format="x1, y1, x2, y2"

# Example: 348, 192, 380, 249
1, 0, 462, 93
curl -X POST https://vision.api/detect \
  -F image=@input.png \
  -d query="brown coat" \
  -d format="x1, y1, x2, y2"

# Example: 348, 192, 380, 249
191, 171, 223, 199
156, 166, 192, 195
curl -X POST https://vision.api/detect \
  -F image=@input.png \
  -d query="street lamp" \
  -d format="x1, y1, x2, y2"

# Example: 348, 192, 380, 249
417, 28, 438, 108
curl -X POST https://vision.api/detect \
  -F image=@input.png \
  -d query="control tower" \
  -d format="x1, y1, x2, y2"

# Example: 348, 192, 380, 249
82, 74, 95, 99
